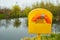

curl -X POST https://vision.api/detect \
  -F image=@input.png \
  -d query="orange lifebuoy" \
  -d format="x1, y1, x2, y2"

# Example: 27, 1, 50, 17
32, 15, 41, 22
32, 15, 51, 24
44, 15, 51, 24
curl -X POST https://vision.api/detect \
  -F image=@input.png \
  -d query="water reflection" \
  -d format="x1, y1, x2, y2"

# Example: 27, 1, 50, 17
0, 18, 60, 40
52, 24, 60, 33
25, 18, 28, 27
13, 18, 21, 28
0, 20, 1, 27
0, 19, 11, 28
5, 19, 11, 28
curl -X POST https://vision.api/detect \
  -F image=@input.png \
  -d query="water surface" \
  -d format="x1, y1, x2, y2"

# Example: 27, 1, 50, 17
0, 18, 60, 40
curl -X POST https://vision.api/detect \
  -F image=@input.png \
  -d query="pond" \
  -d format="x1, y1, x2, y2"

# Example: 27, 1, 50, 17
0, 18, 60, 40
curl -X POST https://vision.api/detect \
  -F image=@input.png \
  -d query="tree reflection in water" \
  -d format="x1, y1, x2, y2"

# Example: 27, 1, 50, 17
5, 19, 11, 28
13, 18, 21, 28
26, 19, 28, 27
0, 20, 1, 27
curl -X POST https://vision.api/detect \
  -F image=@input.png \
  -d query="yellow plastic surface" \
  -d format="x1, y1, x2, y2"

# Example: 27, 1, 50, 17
28, 8, 53, 34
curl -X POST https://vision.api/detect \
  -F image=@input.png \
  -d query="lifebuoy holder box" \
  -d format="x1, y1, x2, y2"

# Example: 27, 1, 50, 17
28, 8, 53, 34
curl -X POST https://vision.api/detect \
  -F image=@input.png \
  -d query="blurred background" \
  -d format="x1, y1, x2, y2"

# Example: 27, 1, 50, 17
0, 0, 60, 40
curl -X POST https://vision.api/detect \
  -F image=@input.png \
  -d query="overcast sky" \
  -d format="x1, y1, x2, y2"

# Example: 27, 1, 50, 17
0, 0, 60, 9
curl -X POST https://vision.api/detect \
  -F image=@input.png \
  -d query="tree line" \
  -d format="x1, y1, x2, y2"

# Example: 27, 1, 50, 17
0, 2, 60, 23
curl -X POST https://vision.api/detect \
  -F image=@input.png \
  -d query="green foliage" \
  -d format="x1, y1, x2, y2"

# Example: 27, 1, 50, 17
10, 5, 21, 18
22, 34, 60, 40
41, 34, 57, 40
57, 34, 60, 40
32, 2, 40, 9
0, 14, 6, 19
13, 19, 21, 28
12, 5, 21, 12
22, 7, 32, 17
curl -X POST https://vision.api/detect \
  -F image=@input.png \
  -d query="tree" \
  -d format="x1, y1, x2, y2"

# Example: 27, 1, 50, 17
32, 2, 40, 9
22, 7, 32, 17
11, 5, 21, 18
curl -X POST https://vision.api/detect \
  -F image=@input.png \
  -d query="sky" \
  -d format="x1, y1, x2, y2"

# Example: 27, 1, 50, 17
0, 0, 60, 9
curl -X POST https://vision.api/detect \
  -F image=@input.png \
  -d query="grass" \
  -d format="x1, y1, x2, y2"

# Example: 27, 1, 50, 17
0, 14, 6, 19
21, 34, 60, 40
